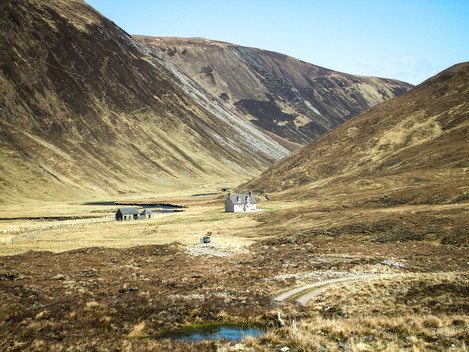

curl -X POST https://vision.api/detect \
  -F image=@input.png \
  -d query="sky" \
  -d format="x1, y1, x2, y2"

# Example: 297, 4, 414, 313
85, 0, 469, 85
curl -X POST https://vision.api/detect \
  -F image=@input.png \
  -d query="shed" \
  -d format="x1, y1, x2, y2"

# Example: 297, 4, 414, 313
224, 192, 256, 212
115, 207, 140, 221
140, 209, 153, 219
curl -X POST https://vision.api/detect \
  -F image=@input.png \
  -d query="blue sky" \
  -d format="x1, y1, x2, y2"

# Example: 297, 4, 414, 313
86, 0, 469, 84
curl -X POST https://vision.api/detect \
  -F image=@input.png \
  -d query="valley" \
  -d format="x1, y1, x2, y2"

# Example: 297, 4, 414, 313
0, 0, 411, 204
0, 0, 467, 351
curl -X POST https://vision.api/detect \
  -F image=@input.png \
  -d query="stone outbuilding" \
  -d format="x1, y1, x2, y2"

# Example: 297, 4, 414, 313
140, 209, 153, 219
224, 192, 256, 212
115, 207, 153, 221
115, 207, 140, 221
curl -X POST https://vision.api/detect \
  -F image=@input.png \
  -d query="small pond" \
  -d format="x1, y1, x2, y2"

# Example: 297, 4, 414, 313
0, 215, 104, 222
82, 201, 185, 213
155, 323, 265, 343
141, 204, 185, 213
83, 201, 116, 206
191, 192, 219, 197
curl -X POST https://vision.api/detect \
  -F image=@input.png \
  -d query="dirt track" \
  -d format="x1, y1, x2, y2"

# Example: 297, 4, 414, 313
274, 273, 383, 305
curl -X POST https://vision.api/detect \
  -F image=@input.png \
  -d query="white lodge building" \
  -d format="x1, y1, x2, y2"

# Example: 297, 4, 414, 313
224, 192, 257, 212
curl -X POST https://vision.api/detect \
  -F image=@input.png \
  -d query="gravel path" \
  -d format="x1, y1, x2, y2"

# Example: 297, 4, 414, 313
274, 273, 382, 306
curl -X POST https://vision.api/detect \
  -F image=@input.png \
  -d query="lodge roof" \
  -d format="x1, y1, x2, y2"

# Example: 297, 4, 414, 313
226, 193, 256, 205
116, 207, 140, 215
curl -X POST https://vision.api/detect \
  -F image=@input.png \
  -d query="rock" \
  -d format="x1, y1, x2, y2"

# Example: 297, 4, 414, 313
79, 267, 98, 277
232, 343, 247, 351
118, 286, 139, 293
63, 280, 76, 287
380, 259, 406, 269
280, 347, 290, 352
51, 274, 66, 280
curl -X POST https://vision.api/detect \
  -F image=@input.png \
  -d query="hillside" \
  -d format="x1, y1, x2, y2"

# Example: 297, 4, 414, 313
0, 0, 289, 203
135, 36, 412, 149
244, 63, 469, 206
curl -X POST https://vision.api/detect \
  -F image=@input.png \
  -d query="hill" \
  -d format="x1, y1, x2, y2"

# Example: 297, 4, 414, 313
245, 63, 468, 203
135, 36, 412, 149
0, 0, 289, 203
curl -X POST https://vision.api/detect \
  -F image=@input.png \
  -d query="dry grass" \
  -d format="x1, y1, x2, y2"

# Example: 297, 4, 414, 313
240, 273, 469, 352
0, 194, 263, 256
1, 206, 467, 351
242, 315, 468, 351
243, 64, 469, 221
0, 173, 467, 352
253, 196, 468, 248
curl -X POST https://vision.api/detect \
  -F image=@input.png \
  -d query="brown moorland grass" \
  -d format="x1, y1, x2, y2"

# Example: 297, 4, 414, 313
240, 273, 469, 352
0, 194, 265, 256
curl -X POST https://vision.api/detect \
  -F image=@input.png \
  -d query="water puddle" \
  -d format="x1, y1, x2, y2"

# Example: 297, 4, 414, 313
155, 323, 264, 343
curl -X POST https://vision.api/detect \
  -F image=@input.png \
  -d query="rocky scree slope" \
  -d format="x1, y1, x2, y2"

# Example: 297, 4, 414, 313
135, 36, 413, 150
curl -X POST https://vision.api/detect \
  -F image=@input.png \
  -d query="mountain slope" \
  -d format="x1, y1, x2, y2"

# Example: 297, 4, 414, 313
135, 36, 412, 149
244, 63, 469, 205
0, 0, 288, 203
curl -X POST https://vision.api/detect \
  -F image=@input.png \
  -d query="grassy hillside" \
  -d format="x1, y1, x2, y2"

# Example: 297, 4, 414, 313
0, 0, 288, 204
241, 63, 468, 246
245, 62, 468, 204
